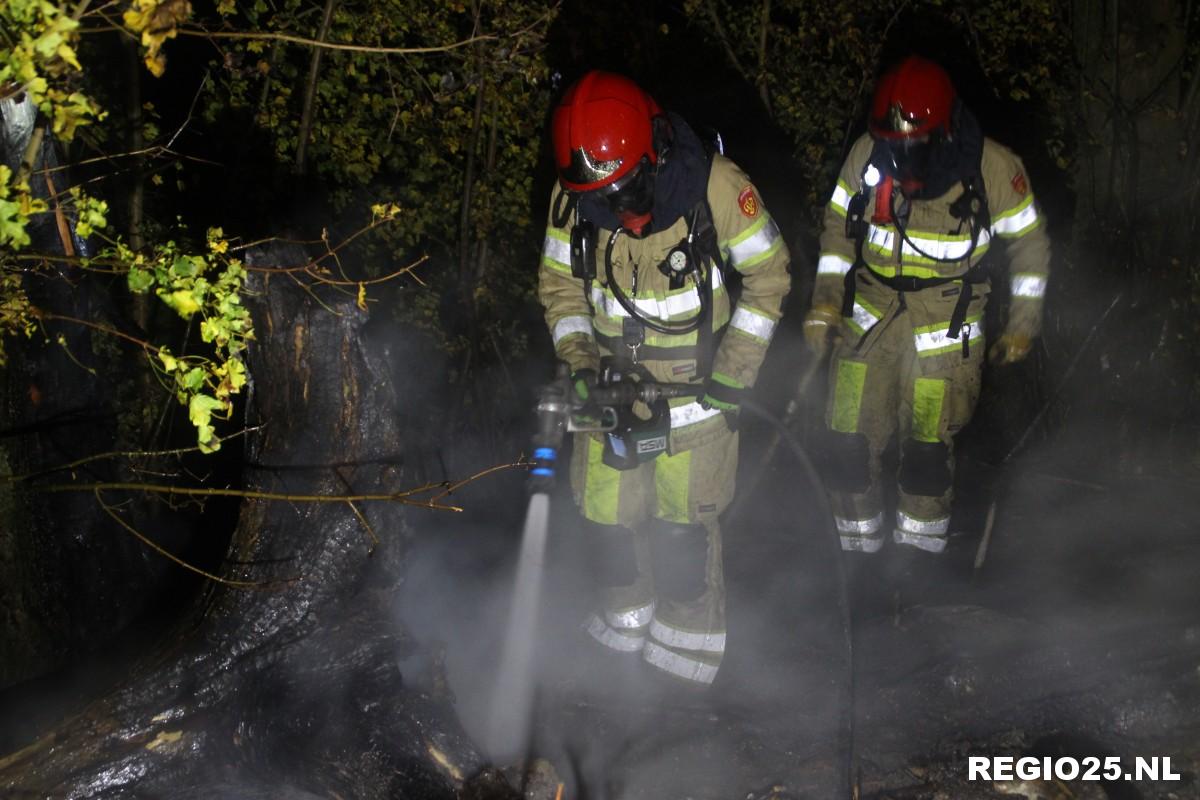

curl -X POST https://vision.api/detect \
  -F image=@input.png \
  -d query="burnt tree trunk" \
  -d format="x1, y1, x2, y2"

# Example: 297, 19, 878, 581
0, 245, 515, 799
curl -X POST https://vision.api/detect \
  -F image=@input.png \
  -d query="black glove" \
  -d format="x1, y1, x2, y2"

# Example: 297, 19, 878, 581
699, 374, 743, 413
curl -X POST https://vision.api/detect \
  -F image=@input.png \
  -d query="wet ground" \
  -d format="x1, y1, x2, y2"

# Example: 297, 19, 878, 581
398, 373, 1200, 799
5, 353, 1194, 799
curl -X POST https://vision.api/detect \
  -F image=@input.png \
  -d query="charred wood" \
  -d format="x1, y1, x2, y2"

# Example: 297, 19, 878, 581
0, 244, 518, 799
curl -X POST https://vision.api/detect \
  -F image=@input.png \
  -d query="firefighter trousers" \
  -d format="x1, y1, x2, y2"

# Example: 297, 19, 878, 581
821, 299, 984, 553
569, 427, 738, 685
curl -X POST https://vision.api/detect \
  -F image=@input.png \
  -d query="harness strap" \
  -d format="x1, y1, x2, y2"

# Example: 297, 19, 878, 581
596, 333, 698, 361
841, 189, 871, 319
693, 200, 722, 379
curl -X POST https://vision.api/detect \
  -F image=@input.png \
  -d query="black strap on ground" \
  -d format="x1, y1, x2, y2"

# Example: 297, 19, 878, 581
739, 397, 855, 799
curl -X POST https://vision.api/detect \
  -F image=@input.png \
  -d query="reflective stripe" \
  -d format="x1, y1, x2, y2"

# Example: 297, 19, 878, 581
729, 305, 777, 342
542, 231, 571, 268
893, 528, 947, 553
1012, 273, 1047, 299
669, 401, 723, 428
992, 195, 1039, 237
642, 640, 718, 685
831, 359, 868, 433
828, 181, 853, 215
841, 533, 884, 553
914, 316, 983, 356
912, 378, 945, 443
649, 618, 726, 653
896, 510, 949, 535
864, 223, 993, 264
590, 285, 701, 321
817, 254, 853, 276
583, 436, 619, 525
898, 228, 991, 261
586, 614, 646, 653
552, 315, 593, 346
589, 268, 725, 322
846, 301, 882, 336
654, 448, 691, 523
866, 262, 949, 280
835, 512, 883, 535
606, 602, 655, 631
865, 224, 894, 254
725, 215, 782, 270
594, 300, 729, 349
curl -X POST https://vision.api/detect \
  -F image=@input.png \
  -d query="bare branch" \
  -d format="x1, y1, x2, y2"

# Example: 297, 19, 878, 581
756, 0, 771, 115
16, 125, 46, 186
179, 27, 499, 55
294, 0, 338, 174
701, 0, 752, 87
36, 310, 160, 353
306, 255, 430, 287
36, 460, 531, 512
1, 427, 263, 483
95, 488, 285, 589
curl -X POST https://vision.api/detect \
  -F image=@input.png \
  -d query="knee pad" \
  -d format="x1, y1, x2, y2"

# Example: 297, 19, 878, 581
816, 430, 871, 494
581, 520, 638, 588
646, 519, 709, 603
899, 439, 952, 497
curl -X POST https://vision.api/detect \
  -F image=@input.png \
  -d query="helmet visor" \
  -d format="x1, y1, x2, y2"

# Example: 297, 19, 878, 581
562, 147, 623, 189
881, 102, 926, 136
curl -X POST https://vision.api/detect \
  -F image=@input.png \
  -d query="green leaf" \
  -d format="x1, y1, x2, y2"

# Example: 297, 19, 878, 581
160, 288, 201, 317
225, 357, 247, 390
170, 255, 204, 278
188, 392, 224, 430
182, 367, 205, 390
127, 267, 155, 293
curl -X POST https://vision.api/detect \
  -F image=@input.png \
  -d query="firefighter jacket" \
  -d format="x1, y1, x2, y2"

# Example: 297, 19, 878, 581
813, 132, 1050, 365
538, 145, 790, 454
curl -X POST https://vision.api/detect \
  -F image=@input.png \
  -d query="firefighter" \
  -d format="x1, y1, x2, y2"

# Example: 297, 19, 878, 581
538, 71, 790, 687
803, 56, 1050, 555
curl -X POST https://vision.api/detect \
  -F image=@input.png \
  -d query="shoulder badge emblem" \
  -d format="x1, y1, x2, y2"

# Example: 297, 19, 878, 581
1011, 172, 1028, 196
737, 186, 758, 217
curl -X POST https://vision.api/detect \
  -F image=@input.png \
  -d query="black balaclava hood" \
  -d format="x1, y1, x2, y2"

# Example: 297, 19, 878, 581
578, 111, 709, 235
872, 99, 983, 200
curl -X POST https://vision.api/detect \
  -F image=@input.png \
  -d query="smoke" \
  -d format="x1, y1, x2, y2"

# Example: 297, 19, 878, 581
391, 416, 851, 798
387, 260, 1200, 798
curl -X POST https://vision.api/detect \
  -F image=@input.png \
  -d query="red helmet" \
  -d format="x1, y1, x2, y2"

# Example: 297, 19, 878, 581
869, 56, 956, 141
552, 70, 663, 194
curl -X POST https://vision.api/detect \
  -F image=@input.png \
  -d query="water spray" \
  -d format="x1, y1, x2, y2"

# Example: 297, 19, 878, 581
483, 363, 701, 764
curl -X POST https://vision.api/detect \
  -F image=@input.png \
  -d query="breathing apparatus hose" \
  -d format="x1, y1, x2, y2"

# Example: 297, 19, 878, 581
604, 227, 707, 335
738, 397, 856, 800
